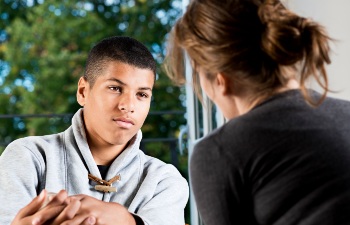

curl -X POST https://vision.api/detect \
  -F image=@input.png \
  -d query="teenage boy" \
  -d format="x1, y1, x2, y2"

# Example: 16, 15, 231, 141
0, 36, 189, 225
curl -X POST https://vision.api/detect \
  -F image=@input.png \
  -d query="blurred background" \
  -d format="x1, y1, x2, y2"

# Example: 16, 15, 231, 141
0, 0, 187, 168
284, 0, 350, 100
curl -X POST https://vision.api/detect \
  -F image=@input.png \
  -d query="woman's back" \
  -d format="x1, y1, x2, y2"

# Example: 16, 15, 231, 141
190, 90, 350, 224
165, 0, 350, 224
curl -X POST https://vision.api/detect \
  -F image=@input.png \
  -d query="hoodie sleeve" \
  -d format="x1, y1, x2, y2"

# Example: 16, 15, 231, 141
0, 139, 45, 224
131, 161, 189, 225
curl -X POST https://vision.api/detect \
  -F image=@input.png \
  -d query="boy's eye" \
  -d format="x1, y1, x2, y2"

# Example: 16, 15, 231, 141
138, 92, 149, 98
109, 86, 121, 92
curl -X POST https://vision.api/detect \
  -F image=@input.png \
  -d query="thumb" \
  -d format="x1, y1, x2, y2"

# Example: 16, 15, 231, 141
82, 216, 96, 225
17, 190, 47, 217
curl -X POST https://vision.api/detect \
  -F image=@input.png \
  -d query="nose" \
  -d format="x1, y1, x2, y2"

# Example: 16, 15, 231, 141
118, 94, 135, 113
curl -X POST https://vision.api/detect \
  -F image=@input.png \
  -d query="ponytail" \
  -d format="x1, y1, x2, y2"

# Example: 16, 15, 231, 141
259, 0, 332, 105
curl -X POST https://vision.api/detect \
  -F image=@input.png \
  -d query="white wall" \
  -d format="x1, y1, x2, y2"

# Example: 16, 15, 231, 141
283, 0, 350, 100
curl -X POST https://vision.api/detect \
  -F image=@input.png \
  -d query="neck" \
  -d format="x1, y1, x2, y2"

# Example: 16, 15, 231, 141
89, 141, 129, 166
274, 79, 300, 94
230, 79, 300, 119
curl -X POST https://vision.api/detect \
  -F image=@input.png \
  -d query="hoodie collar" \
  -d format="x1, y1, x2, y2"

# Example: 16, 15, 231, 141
71, 108, 143, 179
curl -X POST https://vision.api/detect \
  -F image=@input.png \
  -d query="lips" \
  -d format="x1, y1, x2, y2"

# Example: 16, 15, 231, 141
113, 117, 135, 129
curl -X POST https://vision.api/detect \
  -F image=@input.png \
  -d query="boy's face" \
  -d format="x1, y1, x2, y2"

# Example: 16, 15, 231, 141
77, 61, 154, 149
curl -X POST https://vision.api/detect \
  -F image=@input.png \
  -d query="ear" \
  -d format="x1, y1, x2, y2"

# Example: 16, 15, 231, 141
76, 77, 89, 106
216, 73, 232, 96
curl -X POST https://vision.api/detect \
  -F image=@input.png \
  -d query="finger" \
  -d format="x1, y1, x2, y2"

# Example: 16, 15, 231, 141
38, 190, 68, 213
32, 191, 74, 225
31, 204, 66, 225
40, 192, 57, 209
82, 216, 96, 225
60, 214, 96, 225
69, 194, 86, 201
49, 198, 81, 225
17, 190, 47, 218
47, 190, 68, 205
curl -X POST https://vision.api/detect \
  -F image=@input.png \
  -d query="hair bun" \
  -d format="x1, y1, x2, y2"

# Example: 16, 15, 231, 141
259, 0, 307, 65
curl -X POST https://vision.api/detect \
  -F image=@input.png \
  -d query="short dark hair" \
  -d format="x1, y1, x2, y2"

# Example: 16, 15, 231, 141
84, 36, 156, 86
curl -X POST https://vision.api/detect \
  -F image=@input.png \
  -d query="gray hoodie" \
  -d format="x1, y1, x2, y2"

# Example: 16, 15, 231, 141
0, 109, 189, 225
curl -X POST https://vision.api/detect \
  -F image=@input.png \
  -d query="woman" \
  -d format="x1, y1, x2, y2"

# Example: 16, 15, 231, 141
165, 0, 350, 224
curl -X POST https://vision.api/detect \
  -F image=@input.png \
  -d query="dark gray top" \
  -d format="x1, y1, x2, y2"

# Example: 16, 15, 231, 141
190, 89, 350, 225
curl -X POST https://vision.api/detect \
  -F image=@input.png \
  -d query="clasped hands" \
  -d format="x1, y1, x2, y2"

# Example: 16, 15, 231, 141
11, 189, 136, 225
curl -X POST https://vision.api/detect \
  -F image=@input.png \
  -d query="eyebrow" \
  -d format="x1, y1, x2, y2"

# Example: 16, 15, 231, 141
106, 78, 153, 91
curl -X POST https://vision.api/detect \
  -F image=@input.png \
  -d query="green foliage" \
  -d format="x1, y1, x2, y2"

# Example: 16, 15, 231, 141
0, 0, 187, 173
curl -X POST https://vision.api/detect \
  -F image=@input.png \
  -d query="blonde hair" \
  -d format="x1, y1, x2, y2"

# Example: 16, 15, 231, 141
164, 0, 332, 106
